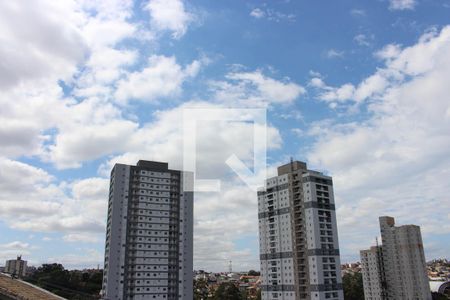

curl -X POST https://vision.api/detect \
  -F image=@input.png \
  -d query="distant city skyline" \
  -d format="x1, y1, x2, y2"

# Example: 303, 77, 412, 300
0, 0, 449, 272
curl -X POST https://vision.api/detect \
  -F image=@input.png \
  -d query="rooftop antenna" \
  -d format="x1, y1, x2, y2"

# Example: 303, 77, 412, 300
290, 156, 294, 172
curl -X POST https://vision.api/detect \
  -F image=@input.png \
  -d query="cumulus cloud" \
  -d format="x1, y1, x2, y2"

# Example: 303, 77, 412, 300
99, 101, 282, 176
210, 70, 305, 106
145, 0, 194, 39
0, 158, 108, 235
312, 27, 450, 106
0, 0, 87, 89
306, 26, 450, 260
0, 0, 141, 164
48, 119, 139, 169
250, 8, 265, 19
115, 55, 201, 103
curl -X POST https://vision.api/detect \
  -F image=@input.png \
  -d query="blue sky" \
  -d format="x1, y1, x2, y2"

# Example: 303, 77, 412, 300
0, 0, 449, 271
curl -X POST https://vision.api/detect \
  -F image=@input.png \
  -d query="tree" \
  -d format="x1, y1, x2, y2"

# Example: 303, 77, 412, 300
25, 264, 101, 299
213, 282, 243, 300
247, 270, 260, 276
194, 278, 210, 300
432, 292, 449, 300
342, 272, 364, 300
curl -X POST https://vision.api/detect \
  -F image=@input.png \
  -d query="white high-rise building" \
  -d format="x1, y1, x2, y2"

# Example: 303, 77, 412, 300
258, 161, 344, 300
102, 160, 193, 300
360, 216, 432, 300
5, 255, 27, 278
360, 246, 384, 300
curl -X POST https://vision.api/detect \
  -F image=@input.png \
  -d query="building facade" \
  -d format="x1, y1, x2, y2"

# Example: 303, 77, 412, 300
360, 246, 384, 300
102, 160, 193, 300
360, 216, 432, 300
258, 161, 344, 300
4, 256, 27, 278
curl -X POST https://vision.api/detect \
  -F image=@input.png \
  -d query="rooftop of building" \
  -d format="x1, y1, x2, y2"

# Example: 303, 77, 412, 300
379, 216, 421, 228
0, 273, 65, 300
136, 160, 169, 170
277, 160, 307, 175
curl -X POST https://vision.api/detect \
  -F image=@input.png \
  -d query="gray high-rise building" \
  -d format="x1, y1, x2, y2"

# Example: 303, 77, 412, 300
101, 160, 193, 300
360, 216, 431, 300
258, 161, 344, 300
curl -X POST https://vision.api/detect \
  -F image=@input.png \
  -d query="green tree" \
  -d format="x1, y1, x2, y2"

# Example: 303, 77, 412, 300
213, 282, 243, 300
25, 263, 101, 299
247, 270, 260, 276
342, 272, 364, 300
194, 278, 210, 300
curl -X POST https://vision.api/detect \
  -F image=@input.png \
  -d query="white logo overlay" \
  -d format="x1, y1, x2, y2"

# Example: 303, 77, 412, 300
182, 108, 267, 192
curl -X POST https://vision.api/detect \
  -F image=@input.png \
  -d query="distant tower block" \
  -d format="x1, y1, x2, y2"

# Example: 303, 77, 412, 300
360, 216, 432, 300
229, 260, 233, 273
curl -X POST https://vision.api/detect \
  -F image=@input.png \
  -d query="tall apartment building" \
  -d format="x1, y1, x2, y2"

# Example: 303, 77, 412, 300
5, 255, 27, 278
257, 161, 344, 300
102, 160, 193, 300
360, 246, 384, 300
360, 216, 431, 300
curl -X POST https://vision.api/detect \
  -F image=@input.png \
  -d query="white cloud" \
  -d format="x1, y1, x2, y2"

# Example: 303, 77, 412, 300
0, 241, 30, 250
63, 233, 101, 243
350, 9, 366, 17
47, 249, 103, 269
313, 27, 450, 105
354, 34, 373, 47
74, 48, 138, 98
326, 49, 345, 59
389, 0, 417, 10
374, 43, 402, 60
307, 26, 450, 259
0, 0, 87, 89
211, 70, 305, 106
0, 241, 31, 262
0, 0, 142, 165
250, 8, 265, 19
115, 55, 201, 103
99, 101, 282, 177
249, 7, 295, 22
48, 119, 139, 169
0, 158, 108, 235
145, 0, 194, 39
193, 184, 259, 271
291, 128, 304, 137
